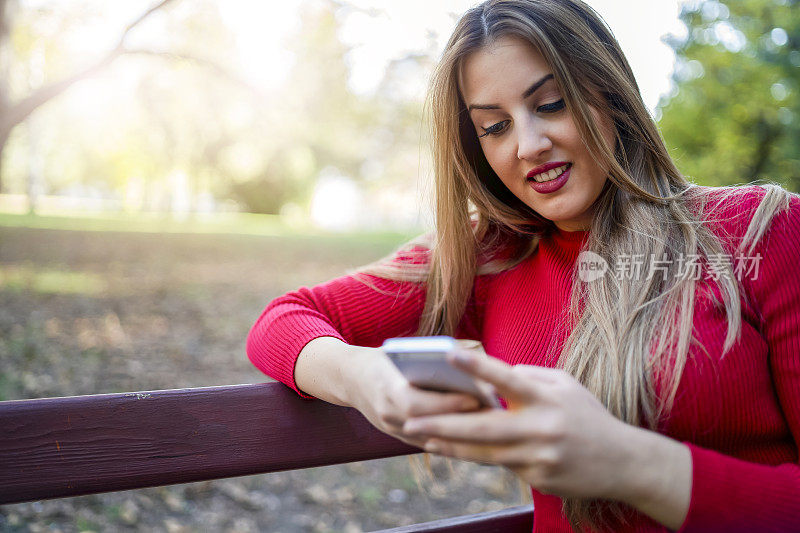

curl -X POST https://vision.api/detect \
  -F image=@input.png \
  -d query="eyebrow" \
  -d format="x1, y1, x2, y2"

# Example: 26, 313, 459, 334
467, 74, 555, 113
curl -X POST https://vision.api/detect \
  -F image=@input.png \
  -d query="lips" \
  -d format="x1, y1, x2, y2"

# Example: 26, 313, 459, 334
526, 161, 571, 180
528, 164, 571, 193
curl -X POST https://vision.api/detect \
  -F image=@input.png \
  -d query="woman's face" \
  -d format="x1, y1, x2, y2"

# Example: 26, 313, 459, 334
459, 35, 616, 232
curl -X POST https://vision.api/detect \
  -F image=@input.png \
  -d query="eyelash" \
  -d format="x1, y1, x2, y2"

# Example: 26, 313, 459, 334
478, 99, 566, 138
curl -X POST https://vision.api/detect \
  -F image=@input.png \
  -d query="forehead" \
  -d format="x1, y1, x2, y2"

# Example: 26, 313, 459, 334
459, 35, 552, 105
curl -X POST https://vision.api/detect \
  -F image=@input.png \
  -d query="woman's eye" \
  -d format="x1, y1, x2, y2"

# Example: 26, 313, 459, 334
478, 120, 509, 138
477, 99, 564, 138
537, 99, 565, 113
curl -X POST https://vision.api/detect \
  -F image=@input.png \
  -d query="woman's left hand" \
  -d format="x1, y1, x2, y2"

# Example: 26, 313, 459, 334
402, 349, 676, 506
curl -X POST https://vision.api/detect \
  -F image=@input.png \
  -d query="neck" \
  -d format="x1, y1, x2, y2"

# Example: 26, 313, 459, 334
554, 222, 589, 233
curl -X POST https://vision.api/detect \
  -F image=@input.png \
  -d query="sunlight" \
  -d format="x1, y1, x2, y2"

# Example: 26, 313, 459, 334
217, 1, 300, 90
309, 169, 361, 231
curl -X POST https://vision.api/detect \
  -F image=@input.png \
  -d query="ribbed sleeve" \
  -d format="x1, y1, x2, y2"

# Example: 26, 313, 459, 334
246, 245, 490, 398
246, 249, 430, 397
676, 191, 800, 532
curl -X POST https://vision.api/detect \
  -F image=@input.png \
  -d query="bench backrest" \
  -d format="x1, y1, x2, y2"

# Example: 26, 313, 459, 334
0, 382, 532, 531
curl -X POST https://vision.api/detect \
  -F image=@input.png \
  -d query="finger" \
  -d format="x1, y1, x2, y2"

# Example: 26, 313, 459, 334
455, 339, 484, 351
423, 438, 508, 466
404, 386, 482, 417
425, 438, 557, 472
512, 364, 563, 383
395, 434, 429, 449
447, 351, 552, 402
382, 421, 428, 449
403, 410, 532, 443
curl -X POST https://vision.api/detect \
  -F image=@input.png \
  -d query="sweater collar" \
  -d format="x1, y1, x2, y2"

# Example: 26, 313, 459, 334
549, 226, 589, 248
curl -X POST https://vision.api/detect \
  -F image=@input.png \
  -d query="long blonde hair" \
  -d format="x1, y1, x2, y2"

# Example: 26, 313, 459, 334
353, 0, 794, 530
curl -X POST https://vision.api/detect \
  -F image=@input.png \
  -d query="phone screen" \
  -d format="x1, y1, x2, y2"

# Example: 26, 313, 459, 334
382, 336, 499, 408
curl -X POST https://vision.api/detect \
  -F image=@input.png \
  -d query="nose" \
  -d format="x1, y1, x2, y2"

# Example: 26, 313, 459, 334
516, 117, 553, 162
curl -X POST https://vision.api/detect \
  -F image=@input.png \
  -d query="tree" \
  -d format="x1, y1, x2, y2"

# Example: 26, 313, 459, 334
225, 0, 380, 214
0, 0, 184, 193
0, 0, 437, 218
658, 0, 799, 190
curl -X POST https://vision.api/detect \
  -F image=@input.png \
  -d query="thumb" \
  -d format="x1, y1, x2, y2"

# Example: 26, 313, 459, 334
455, 339, 485, 353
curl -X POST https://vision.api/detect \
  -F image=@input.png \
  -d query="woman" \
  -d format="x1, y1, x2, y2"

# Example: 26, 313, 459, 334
247, 0, 800, 531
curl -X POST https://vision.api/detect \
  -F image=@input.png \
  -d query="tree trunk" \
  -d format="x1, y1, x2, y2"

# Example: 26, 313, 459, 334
748, 115, 782, 181
0, 0, 9, 193
0, 128, 8, 194
0, 0, 177, 194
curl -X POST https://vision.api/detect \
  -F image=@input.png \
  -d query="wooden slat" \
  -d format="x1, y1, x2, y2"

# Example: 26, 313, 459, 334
377, 505, 534, 532
0, 383, 418, 504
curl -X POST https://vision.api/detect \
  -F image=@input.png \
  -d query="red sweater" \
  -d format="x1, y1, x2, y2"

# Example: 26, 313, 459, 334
247, 185, 800, 532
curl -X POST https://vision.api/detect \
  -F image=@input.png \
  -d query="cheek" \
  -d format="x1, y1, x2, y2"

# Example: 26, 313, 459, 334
586, 116, 616, 179
551, 116, 582, 149
588, 109, 617, 152
481, 142, 515, 179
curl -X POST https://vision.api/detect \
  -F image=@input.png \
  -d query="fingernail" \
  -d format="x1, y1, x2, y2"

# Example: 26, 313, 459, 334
456, 340, 481, 350
404, 420, 422, 434
424, 440, 440, 453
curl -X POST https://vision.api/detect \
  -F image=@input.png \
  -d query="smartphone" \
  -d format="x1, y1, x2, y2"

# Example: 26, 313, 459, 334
382, 336, 500, 408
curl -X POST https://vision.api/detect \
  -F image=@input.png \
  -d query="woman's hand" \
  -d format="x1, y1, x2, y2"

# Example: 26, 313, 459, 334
401, 350, 692, 528
344, 346, 483, 449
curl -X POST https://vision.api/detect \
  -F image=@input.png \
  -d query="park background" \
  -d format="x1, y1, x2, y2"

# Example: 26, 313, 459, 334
0, 0, 798, 531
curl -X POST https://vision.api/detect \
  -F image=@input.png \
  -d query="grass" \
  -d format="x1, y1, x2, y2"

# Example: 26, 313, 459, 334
0, 210, 422, 247
0, 212, 420, 400
0, 266, 108, 295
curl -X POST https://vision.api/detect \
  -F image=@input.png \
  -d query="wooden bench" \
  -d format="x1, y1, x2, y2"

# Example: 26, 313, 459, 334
0, 383, 533, 531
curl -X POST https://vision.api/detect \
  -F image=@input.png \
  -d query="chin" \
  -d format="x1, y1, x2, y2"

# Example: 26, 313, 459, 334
546, 209, 591, 229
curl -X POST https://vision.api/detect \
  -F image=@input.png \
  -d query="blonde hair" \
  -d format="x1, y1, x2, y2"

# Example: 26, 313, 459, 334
352, 0, 795, 530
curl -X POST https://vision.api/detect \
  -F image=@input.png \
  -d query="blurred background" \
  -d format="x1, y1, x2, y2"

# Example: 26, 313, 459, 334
0, 0, 798, 531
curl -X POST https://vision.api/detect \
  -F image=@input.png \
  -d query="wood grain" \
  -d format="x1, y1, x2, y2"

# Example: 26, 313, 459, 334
0, 382, 418, 504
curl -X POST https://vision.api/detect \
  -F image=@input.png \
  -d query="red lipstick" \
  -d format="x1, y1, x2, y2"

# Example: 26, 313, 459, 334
526, 161, 570, 180
527, 162, 572, 194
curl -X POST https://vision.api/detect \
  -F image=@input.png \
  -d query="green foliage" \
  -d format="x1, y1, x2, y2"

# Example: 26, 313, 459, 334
2, 0, 433, 218
225, 145, 317, 214
658, 0, 799, 190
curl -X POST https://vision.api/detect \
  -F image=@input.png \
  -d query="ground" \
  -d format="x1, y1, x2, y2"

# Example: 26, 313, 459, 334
0, 221, 526, 533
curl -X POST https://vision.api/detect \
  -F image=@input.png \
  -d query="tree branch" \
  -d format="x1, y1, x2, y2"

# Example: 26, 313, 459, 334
0, 49, 121, 135
121, 48, 265, 97
117, 0, 177, 48
0, 0, 178, 137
